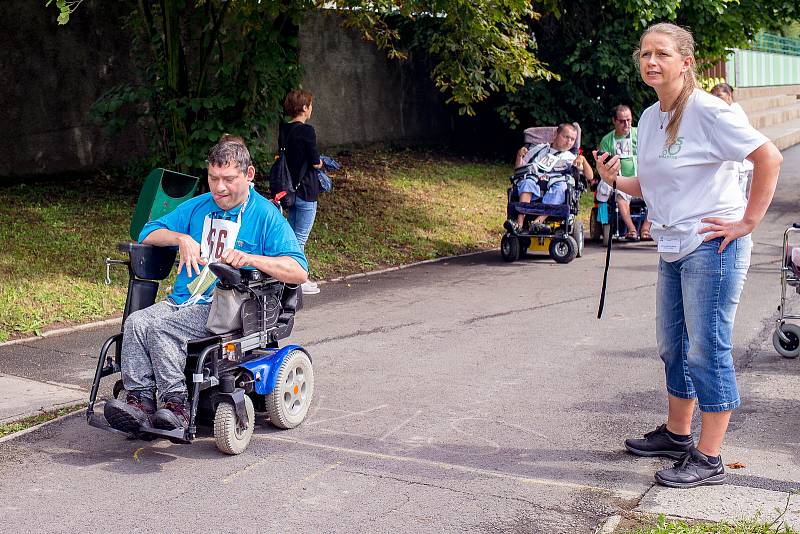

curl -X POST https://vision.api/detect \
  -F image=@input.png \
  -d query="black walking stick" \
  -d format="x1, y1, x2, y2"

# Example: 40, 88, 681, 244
597, 179, 616, 319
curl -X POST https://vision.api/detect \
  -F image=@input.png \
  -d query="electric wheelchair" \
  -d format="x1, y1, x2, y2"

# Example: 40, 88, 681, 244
500, 125, 588, 264
87, 242, 313, 455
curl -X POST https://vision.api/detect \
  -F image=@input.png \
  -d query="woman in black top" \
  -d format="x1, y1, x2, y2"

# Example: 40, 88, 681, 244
280, 90, 323, 294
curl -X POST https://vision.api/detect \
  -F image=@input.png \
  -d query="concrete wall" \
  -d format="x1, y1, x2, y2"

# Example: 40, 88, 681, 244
0, 0, 148, 176
0, 5, 452, 177
298, 11, 453, 148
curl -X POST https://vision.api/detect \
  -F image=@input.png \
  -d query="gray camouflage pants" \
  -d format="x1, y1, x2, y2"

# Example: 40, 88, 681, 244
121, 301, 211, 400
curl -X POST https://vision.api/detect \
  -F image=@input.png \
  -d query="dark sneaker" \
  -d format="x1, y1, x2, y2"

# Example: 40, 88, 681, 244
104, 392, 156, 433
504, 219, 522, 235
152, 393, 190, 431
625, 424, 694, 459
655, 447, 726, 488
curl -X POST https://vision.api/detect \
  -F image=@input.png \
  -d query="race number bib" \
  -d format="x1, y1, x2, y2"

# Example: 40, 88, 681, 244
536, 153, 559, 172
201, 216, 241, 262
615, 137, 633, 158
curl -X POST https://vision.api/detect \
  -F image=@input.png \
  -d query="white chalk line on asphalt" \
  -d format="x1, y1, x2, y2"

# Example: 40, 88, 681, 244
256, 434, 640, 498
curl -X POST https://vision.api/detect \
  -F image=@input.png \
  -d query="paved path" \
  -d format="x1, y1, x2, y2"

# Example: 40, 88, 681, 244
1, 146, 799, 532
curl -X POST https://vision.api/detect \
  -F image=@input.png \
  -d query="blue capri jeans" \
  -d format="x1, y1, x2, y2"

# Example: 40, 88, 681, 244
656, 235, 752, 412
286, 195, 317, 251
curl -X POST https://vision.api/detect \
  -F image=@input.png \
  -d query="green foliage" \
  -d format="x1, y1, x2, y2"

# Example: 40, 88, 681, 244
86, 1, 308, 173
334, 0, 557, 116
496, 0, 800, 150
48, 0, 557, 165
45, 0, 83, 25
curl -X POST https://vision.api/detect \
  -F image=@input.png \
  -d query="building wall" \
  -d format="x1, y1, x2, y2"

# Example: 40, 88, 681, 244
0, 5, 452, 177
0, 0, 147, 176
298, 11, 453, 149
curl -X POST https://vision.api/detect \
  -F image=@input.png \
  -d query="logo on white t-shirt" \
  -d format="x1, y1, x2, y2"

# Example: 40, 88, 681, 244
659, 137, 684, 160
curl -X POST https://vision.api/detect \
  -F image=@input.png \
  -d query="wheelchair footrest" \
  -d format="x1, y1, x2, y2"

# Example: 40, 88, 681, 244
511, 202, 570, 217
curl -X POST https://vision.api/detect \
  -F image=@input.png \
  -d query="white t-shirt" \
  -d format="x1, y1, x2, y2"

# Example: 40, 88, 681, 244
730, 102, 754, 172
637, 89, 768, 261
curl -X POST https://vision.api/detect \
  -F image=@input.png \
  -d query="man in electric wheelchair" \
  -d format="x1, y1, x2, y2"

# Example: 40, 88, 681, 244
102, 141, 308, 436
504, 123, 594, 235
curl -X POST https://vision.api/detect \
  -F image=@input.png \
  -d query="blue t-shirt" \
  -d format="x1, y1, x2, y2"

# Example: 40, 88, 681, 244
139, 188, 308, 304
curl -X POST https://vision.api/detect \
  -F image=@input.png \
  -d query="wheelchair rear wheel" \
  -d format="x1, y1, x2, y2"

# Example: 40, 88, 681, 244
602, 224, 611, 247
571, 221, 584, 258
267, 349, 314, 429
214, 395, 255, 455
589, 208, 602, 241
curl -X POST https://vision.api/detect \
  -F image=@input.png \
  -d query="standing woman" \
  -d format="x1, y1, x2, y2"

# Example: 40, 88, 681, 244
594, 23, 782, 488
281, 89, 323, 295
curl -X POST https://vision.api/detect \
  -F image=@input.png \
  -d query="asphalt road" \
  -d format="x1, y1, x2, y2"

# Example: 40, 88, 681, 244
1, 146, 799, 533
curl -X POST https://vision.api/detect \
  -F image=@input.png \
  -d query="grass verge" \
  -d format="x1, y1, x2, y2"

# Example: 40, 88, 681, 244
621, 512, 799, 534
2, 148, 548, 341
0, 405, 84, 439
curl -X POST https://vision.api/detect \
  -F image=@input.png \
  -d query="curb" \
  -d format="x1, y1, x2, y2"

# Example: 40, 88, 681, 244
595, 514, 622, 534
322, 249, 489, 284
0, 249, 492, 347
0, 316, 122, 348
0, 404, 85, 445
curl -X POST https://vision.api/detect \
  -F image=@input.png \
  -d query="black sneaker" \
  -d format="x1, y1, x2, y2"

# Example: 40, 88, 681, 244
504, 219, 522, 235
655, 447, 726, 488
152, 393, 190, 431
625, 424, 694, 459
104, 392, 156, 433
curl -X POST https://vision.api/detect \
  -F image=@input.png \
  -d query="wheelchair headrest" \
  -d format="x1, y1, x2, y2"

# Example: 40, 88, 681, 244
523, 124, 581, 155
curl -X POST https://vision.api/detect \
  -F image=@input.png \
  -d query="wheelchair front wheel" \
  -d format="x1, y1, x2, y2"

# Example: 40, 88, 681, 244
550, 236, 578, 264
500, 234, 520, 262
214, 395, 255, 455
267, 349, 314, 429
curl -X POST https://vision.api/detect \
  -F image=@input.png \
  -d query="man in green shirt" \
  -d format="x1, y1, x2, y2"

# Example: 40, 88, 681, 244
599, 105, 652, 240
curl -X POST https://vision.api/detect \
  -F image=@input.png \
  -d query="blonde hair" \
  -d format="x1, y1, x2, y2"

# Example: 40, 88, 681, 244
635, 23, 699, 146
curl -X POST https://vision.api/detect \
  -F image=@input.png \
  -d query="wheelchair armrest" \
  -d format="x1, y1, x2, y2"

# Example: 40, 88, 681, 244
209, 263, 243, 287
281, 284, 303, 314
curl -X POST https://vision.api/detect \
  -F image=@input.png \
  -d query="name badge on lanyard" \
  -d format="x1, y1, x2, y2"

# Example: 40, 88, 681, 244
658, 236, 680, 254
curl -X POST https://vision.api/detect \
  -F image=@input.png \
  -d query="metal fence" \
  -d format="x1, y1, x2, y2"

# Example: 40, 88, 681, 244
751, 32, 800, 57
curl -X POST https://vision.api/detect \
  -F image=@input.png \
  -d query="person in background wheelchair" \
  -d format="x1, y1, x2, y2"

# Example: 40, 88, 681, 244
505, 123, 593, 235
103, 141, 308, 434
599, 105, 652, 241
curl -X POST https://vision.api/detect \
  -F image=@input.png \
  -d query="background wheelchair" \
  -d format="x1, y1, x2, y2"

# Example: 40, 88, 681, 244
500, 125, 587, 264
773, 222, 800, 359
86, 169, 314, 455
588, 192, 649, 246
